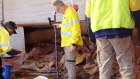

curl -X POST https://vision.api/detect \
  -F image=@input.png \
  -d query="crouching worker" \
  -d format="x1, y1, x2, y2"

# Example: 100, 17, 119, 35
0, 21, 22, 79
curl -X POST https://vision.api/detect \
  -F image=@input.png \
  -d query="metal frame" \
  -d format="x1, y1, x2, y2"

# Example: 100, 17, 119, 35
48, 12, 59, 78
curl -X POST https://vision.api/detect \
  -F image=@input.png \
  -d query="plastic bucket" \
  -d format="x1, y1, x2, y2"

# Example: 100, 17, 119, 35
2, 65, 13, 79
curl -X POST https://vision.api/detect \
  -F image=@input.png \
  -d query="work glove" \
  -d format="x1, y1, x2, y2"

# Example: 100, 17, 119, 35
6, 49, 22, 56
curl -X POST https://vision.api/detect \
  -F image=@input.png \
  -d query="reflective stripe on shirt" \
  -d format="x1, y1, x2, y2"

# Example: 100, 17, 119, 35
0, 43, 10, 47
62, 20, 79, 27
61, 32, 72, 35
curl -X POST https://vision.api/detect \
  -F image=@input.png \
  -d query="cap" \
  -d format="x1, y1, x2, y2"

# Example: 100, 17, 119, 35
4, 21, 17, 34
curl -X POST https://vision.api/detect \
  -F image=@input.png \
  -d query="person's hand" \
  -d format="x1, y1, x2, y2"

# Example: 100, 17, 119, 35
53, 23, 60, 28
6, 49, 23, 56
0, 65, 5, 72
70, 46, 77, 53
15, 49, 23, 53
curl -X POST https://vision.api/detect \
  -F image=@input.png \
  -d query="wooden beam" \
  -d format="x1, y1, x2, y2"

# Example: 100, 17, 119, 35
16, 22, 50, 27
16, 20, 85, 27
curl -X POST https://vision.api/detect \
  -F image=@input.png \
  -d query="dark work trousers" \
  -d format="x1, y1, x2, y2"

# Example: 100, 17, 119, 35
0, 68, 4, 79
132, 10, 140, 40
85, 16, 96, 44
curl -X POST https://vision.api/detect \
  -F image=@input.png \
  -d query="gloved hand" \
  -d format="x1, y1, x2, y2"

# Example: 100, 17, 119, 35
53, 23, 60, 28
6, 49, 22, 56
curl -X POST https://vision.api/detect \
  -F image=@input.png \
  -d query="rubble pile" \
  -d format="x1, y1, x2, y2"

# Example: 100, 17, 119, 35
3, 36, 140, 79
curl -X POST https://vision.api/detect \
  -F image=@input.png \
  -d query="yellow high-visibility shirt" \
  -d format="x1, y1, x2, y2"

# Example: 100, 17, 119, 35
59, 6, 83, 47
0, 27, 12, 54
85, 0, 91, 18
90, 0, 138, 32
129, 0, 140, 11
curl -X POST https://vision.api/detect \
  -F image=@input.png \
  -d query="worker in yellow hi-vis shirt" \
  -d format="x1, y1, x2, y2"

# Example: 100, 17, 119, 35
90, 0, 140, 79
0, 21, 22, 79
52, 0, 83, 79
0, 21, 17, 79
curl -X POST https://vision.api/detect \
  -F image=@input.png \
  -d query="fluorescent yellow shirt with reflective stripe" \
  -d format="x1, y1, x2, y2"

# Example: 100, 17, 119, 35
90, 0, 140, 32
59, 6, 83, 47
0, 27, 12, 54
85, 0, 91, 18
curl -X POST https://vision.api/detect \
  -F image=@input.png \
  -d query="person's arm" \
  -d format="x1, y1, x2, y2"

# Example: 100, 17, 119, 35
6, 49, 22, 56
129, 0, 140, 11
130, 0, 140, 39
85, 0, 91, 18
70, 13, 81, 53
53, 23, 61, 28
130, 0, 140, 27
71, 14, 81, 45
0, 32, 12, 54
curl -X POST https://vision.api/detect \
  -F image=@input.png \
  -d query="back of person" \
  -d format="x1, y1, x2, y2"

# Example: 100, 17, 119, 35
90, 0, 139, 79
91, 0, 140, 39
